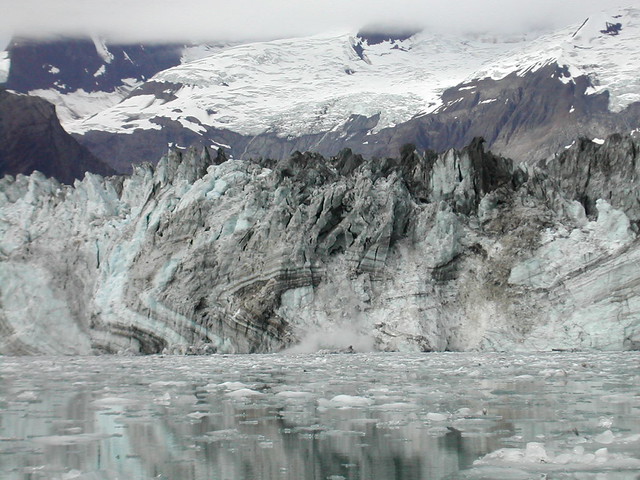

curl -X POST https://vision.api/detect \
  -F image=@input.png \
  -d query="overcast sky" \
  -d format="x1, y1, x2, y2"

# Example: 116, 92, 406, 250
0, 0, 633, 46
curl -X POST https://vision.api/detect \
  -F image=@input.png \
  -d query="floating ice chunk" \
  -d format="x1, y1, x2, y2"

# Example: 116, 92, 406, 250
477, 442, 549, 464
225, 388, 264, 398
92, 396, 138, 407
275, 390, 314, 400
594, 429, 615, 444
375, 402, 415, 411
595, 447, 609, 463
154, 392, 172, 405
149, 380, 189, 389
620, 433, 640, 443
426, 412, 448, 422
16, 391, 39, 402
475, 440, 640, 472
598, 416, 613, 428
539, 368, 567, 377
187, 411, 209, 419
216, 381, 250, 391
323, 395, 373, 408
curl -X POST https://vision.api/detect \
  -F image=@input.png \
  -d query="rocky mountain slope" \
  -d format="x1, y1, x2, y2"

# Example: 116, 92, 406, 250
0, 89, 115, 183
1, 136, 639, 355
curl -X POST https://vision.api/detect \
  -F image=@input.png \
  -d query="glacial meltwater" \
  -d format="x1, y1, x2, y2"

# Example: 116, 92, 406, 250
1, 353, 639, 480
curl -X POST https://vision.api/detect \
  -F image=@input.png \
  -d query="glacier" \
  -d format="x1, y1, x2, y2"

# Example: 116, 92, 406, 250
1, 135, 640, 355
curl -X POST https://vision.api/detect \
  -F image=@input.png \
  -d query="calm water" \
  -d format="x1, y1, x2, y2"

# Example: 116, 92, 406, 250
1, 352, 639, 480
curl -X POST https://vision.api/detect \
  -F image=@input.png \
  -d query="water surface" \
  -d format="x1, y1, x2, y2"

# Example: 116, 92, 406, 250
1, 352, 639, 479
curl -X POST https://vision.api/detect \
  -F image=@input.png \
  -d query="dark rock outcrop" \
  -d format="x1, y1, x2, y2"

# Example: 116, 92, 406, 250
543, 134, 640, 222
4, 36, 183, 94
367, 64, 620, 164
0, 89, 115, 183
356, 26, 422, 45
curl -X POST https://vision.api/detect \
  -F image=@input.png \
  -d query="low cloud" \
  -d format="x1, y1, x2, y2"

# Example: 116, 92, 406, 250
0, 0, 629, 44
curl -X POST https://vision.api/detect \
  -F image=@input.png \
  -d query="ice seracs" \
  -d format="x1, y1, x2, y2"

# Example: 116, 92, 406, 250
2, 136, 640, 354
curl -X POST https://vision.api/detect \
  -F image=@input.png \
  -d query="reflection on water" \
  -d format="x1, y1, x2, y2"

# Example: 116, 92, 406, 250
1, 352, 639, 480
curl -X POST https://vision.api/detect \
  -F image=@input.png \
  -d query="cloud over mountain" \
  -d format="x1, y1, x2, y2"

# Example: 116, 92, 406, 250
0, 0, 629, 43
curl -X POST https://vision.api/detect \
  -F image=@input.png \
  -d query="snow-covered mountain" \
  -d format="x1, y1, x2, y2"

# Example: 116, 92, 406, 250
27, 6, 632, 172
67, 29, 528, 170
68, 31, 519, 138
472, 10, 640, 112
5, 8, 640, 174
70, 8, 640, 138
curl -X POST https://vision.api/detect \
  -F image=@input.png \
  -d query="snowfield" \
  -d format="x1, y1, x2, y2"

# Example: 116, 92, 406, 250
66, 31, 525, 136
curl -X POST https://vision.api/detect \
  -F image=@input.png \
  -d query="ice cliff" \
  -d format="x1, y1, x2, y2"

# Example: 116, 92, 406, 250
1, 136, 639, 354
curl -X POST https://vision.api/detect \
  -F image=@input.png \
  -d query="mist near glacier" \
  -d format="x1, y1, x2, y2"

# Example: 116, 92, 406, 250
285, 326, 375, 354
0, 0, 629, 44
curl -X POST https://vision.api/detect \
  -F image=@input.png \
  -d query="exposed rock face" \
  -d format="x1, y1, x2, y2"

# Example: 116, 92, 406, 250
0, 89, 115, 183
1, 137, 639, 354
4, 36, 183, 94
355, 26, 423, 45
